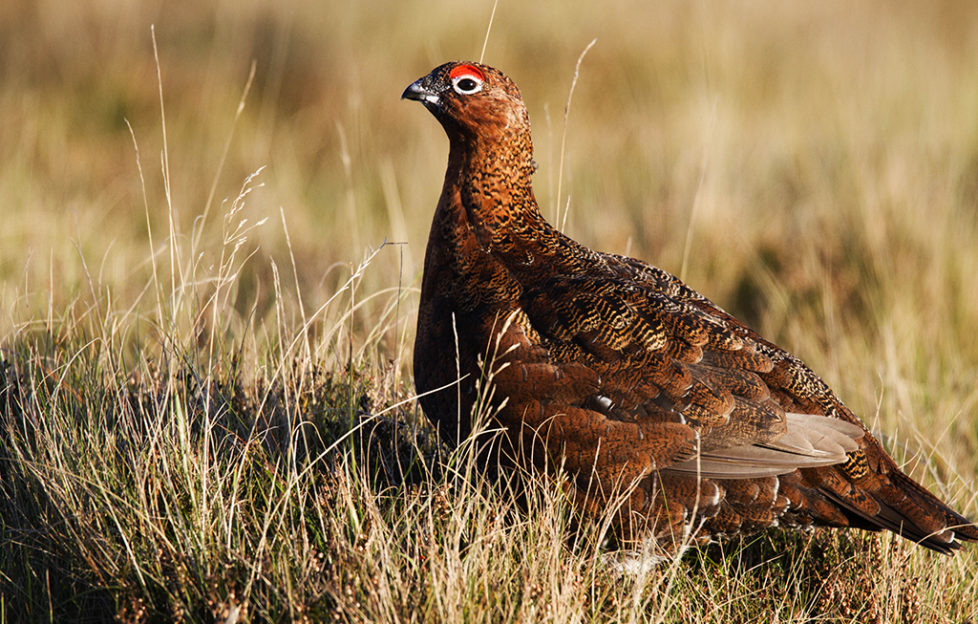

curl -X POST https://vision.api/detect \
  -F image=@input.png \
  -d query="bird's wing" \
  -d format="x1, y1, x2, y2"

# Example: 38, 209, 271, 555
501, 252, 976, 551
667, 412, 863, 478
516, 264, 824, 473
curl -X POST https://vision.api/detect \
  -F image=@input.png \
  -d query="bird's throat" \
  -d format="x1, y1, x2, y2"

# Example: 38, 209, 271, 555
445, 137, 547, 247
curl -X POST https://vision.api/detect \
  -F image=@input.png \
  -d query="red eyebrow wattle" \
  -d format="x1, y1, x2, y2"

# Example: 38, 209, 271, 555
449, 64, 485, 82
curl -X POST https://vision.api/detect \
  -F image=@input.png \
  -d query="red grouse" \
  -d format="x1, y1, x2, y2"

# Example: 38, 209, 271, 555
402, 61, 978, 556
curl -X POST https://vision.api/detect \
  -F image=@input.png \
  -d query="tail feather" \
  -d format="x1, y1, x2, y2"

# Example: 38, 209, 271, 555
821, 467, 977, 554
889, 470, 978, 544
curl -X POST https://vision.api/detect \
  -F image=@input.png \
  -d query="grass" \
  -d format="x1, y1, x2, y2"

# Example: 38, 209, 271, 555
1, 0, 978, 621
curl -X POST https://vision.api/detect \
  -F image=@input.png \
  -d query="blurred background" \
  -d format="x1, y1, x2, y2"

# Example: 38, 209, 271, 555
2, 0, 978, 466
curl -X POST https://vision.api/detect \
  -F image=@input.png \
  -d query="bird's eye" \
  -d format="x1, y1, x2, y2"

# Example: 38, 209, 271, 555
455, 77, 480, 94
449, 64, 485, 95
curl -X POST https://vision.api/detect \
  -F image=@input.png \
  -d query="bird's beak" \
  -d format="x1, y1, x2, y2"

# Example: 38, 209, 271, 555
401, 78, 440, 106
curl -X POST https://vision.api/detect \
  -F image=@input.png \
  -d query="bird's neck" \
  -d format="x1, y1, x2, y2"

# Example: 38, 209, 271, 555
439, 129, 557, 256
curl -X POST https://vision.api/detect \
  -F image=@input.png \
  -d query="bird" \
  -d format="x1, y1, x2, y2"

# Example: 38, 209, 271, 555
401, 60, 978, 559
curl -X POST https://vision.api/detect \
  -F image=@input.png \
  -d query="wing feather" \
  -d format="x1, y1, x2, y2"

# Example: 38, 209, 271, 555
667, 413, 864, 479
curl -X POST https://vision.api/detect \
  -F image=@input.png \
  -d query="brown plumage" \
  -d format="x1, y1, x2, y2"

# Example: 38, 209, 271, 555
402, 61, 978, 557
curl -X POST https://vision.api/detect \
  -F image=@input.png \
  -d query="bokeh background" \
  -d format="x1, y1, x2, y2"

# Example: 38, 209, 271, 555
2, 0, 977, 512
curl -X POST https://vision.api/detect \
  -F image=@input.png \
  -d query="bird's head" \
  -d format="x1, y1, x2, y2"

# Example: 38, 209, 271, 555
402, 62, 530, 144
